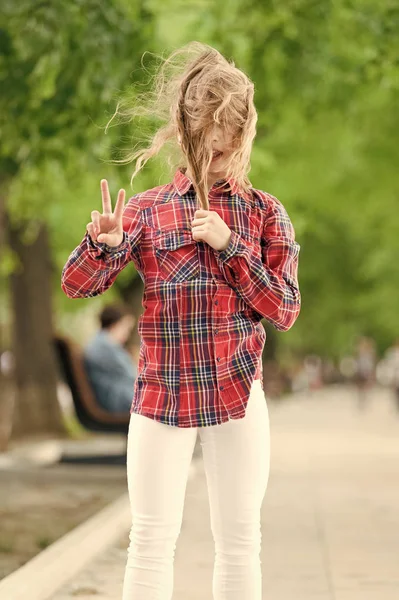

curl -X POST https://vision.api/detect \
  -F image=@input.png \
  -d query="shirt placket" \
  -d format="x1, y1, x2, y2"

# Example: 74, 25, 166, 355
207, 193, 232, 414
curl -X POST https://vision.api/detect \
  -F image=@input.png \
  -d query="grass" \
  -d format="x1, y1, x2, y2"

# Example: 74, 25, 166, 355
0, 538, 14, 553
36, 536, 54, 550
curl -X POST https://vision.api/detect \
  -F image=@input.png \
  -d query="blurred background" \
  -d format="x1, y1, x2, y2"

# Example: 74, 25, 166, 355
0, 0, 399, 593
1, 0, 398, 441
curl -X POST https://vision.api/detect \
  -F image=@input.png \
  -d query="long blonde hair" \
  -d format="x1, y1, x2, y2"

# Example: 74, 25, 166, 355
105, 41, 258, 210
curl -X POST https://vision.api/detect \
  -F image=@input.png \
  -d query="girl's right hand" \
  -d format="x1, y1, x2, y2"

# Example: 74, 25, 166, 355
86, 179, 126, 248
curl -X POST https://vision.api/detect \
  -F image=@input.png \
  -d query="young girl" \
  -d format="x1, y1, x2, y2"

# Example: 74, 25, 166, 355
61, 41, 301, 600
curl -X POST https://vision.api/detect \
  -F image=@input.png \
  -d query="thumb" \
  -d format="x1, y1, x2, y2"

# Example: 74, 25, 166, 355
97, 234, 107, 243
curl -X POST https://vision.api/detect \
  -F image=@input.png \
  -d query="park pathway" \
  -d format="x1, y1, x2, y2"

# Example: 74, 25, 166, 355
52, 385, 399, 599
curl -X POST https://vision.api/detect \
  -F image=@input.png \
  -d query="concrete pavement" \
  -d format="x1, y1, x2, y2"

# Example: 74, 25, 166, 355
51, 385, 399, 599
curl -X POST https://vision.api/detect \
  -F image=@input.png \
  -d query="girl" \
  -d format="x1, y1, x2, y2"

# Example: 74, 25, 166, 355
61, 41, 301, 600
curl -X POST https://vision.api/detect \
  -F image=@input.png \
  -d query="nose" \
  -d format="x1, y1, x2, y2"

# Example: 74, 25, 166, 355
212, 125, 221, 144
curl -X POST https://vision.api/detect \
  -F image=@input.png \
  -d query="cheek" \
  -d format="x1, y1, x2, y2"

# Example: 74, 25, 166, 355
220, 148, 234, 162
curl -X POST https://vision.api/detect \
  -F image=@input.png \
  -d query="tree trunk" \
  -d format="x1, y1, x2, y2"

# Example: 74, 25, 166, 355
6, 213, 66, 441
0, 182, 15, 451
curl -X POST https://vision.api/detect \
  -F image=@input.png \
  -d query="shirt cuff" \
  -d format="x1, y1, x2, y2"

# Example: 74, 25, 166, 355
213, 229, 249, 263
86, 230, 130, 262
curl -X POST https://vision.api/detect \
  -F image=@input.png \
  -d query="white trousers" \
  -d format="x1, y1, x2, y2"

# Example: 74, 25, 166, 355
122, 378, 270, 599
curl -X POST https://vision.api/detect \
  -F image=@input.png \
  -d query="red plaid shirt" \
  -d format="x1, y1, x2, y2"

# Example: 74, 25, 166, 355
61, 168, 301, 427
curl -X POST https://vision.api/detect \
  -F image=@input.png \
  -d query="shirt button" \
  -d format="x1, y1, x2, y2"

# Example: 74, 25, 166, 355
220, 386, 224, 391
217, 357, 221, 362
214, 329, 219, 335
214, 300, 219, 305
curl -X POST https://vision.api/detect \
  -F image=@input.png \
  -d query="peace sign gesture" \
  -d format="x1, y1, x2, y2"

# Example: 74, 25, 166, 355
86, 180, 126, 248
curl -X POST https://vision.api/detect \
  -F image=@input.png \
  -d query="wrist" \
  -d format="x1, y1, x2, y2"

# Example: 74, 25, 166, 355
86, 230, 129, 259
218, 230, 232, 252
101, 233, 127, 253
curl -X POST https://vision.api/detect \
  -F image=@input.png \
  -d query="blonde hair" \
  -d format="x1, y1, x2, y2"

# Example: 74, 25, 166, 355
105, 41, 258, 210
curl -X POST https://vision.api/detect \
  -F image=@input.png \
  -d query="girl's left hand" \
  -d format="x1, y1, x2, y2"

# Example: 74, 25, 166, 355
191, 210, 232, 252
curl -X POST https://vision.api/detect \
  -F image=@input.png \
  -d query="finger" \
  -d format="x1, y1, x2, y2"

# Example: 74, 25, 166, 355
86, 222, 96, 241
91, 211, 101, 234
113, 189, 126, 221
192, 227, 206, 236
101, 179, 112, 214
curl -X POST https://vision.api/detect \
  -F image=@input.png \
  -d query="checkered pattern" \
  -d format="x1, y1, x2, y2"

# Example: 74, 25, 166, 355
61, 169, 301, 427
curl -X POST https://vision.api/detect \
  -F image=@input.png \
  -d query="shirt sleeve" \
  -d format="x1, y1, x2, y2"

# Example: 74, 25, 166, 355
212, 195, 301, 331
61, 195, 143, 299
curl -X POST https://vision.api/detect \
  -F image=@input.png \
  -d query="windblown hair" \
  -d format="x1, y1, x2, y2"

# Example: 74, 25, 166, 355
105, 41, 258, 210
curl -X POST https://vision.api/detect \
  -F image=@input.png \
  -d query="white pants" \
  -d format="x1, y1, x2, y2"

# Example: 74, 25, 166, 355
122, 378, 270, 599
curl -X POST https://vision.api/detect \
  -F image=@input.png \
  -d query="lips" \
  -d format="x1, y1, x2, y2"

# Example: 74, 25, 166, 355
212, 150, 223, 160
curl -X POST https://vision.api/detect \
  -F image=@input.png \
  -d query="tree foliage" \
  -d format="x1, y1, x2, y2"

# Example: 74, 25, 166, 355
1, 0, 398, 360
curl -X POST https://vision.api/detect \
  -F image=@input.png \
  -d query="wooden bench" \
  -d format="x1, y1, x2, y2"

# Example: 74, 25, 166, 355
53, 335, 130, 463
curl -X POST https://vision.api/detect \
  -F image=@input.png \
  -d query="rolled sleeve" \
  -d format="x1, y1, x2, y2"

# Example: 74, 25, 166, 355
213, 196, 301, 331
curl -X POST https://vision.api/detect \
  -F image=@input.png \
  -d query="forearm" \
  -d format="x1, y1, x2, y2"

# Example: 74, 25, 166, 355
213, 229, 301, 331
61, 231, 131, 299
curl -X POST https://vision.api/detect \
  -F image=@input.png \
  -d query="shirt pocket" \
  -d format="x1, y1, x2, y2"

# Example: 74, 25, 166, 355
153, 229, 200, 283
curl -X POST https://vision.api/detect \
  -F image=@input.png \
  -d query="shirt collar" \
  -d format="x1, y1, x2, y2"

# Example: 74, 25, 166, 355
173, 167, 241, 198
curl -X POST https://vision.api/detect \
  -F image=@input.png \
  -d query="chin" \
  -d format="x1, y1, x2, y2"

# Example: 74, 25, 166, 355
209, 165, 226, 176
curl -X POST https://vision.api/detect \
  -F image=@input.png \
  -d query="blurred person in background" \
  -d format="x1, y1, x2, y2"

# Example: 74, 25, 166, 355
354, 336, 377, 409
379, 338, 399, 411
126, 338, 141, 367
322, 358, 341, 385
83, 303, 137, 413
304, 354, 323, 391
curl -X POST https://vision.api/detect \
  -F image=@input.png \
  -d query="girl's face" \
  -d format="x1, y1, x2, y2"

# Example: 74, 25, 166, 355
208, 124, 238, 176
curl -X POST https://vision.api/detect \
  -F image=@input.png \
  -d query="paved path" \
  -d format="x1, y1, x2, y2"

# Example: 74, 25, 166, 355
51, 385, 399, 599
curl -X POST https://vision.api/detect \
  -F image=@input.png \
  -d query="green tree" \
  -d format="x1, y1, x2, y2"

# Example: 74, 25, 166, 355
149, 0, 399, 359
0, 0, 153, 439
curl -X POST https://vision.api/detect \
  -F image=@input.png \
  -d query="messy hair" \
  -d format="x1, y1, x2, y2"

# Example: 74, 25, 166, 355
105, 41, 258, 210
